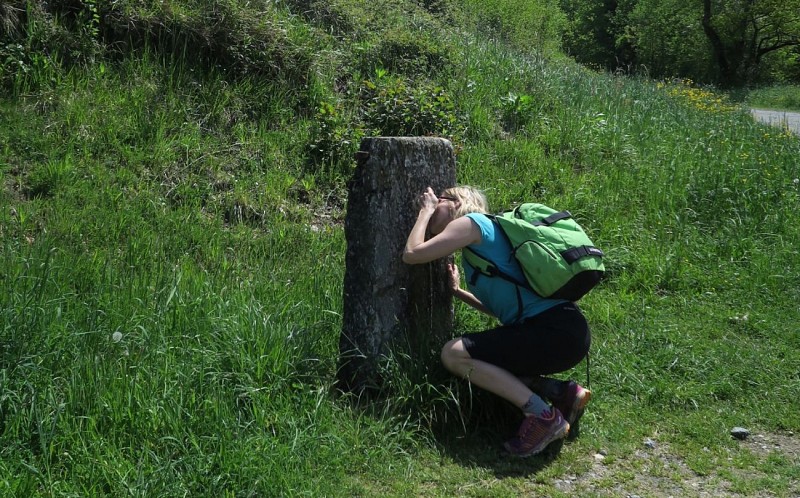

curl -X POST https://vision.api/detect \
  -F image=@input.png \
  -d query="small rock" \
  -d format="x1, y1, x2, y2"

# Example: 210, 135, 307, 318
731, 427, 750, 440
644, 438, 657, 449
593, 453, 605, 461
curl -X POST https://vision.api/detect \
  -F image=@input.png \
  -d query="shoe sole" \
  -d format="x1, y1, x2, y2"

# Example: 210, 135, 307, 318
504, 421, 570, 458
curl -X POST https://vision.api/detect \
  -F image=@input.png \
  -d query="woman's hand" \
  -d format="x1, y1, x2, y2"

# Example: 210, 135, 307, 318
416, 187, 438, 214
447, 262, 461, 294
447, 262, 492, 315
403, 188, 480, 265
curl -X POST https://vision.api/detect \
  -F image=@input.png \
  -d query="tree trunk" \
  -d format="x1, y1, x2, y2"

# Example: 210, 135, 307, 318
337, 137, 456, 395
702, 0, 733, 83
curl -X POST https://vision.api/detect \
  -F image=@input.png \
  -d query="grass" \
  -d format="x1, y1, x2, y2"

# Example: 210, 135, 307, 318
743, 84, 800, 112
2, 0, 800, 496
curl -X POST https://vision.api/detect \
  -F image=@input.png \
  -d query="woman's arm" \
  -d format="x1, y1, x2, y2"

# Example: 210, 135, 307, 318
448, 262, 492, 315
403, 189, 438, 263
403, 201, 482, 265
403, 216, 480, 264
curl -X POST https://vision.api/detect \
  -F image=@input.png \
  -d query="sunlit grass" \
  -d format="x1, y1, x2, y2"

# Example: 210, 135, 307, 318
745, 84, 800, 112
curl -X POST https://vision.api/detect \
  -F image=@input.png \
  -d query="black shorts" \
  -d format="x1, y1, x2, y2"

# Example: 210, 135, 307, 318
461, 302, 591, 377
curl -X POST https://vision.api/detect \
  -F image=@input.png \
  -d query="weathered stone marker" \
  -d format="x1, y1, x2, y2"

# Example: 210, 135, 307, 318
338, 137, 456, 394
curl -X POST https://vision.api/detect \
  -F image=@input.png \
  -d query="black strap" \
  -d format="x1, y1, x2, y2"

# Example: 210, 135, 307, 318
585, 351, 591, 389
561, 245, 604, 264
528, 210, 572, 226
514, 285, 523, 323
463, 241, 536, 323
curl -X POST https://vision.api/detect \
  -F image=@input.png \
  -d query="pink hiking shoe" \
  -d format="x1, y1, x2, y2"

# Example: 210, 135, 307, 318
551, 381, 592, 426
503, 409, 569, 457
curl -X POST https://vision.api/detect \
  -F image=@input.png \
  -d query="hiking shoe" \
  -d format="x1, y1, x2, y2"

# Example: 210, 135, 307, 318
503, 409, 569, 457
551, 381, 592, 426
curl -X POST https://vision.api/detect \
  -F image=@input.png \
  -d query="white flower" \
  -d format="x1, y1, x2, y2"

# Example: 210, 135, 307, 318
112, 331, 123, 343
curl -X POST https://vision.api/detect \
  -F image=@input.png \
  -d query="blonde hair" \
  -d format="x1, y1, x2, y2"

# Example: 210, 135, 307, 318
441, 185, 489, 218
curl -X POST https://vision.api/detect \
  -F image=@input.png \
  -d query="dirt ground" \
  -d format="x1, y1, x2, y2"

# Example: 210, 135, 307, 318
553, 431, 799, 497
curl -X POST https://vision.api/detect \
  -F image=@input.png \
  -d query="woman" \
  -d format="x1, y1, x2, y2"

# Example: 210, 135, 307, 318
402, 185, 592, 457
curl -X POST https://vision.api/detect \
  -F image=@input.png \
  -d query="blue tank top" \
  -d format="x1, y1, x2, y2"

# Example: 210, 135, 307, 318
462, 213, 565, 324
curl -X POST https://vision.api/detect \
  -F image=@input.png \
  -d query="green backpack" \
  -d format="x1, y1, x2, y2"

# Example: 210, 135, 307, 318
463, 203, 605, 302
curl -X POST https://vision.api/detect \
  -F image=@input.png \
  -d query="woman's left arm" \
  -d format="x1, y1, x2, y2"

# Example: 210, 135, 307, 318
403, 216, 481, 265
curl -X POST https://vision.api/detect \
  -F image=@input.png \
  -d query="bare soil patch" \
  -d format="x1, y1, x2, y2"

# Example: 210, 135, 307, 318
553, 431, 799, 497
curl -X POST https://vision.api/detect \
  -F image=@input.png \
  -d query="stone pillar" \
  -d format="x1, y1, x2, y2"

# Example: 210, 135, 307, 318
337, 137, 456, 394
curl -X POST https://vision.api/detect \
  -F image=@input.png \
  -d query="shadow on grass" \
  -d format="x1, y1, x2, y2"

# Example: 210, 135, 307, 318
431, 403, 568, 479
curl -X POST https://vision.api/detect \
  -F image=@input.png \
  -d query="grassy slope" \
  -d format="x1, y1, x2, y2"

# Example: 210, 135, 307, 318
2, 0, 799, 496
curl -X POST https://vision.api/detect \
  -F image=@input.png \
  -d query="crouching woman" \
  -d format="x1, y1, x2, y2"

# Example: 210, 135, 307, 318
402, 185, 592, 457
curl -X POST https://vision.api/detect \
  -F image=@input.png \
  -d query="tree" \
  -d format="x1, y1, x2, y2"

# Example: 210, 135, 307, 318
701, 0, 800, 84
561, 0, 611, 67
561, 0, 800, 84
627, 0, 712, 79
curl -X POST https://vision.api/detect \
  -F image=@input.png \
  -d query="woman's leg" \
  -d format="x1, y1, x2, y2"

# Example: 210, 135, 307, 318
441, 337, 533, 409
442, 337, 571, 457
525, 376, 569, 399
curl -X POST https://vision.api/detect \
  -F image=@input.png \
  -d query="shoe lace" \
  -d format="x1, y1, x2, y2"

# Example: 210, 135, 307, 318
519, 414, 554, 442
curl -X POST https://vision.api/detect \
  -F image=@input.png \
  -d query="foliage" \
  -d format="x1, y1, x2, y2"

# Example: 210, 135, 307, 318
308, 100, 363, 180
626, 0, 714, 80
308, 67, 461, 179
359, 27, 452, 78
460, 0, 566, 55
359, 69, 460, 138
561, 0, 800, 86
699, 0, 800, 85
744, 84, 800, 111
499, 92, 537, 132
0, 0, 324, 96
560, 0, 630, 70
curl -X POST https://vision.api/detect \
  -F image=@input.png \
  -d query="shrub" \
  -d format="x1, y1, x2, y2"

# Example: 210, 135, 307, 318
1, 1, 102, 92
359, 69, 459, 138
308, 101, 364, 180
360, 27, 451, 78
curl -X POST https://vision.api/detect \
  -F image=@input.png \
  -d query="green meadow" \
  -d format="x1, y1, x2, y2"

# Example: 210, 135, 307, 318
1, 1, 799, 496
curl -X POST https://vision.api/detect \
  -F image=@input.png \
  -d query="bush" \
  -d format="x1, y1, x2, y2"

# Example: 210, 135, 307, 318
360, 27, 451, 78
1, 0, 321, 93
308, 101, 364, 179
359, 69, 459, 138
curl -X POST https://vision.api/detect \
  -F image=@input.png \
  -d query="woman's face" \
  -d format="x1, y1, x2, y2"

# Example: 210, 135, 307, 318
428, 195, 458, 235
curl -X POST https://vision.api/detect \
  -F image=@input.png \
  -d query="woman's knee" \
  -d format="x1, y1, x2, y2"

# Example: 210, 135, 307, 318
441, 337, 469, 371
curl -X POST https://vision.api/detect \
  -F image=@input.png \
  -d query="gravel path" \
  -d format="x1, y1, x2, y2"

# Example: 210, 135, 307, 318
750, 108, 800, 135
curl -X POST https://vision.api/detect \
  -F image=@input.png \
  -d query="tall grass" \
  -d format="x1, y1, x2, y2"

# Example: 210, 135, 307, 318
2, 0, 799, 495
743, 84, 800, 111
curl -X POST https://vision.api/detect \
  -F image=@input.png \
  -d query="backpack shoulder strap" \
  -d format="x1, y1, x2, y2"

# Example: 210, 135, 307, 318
462, 246, 495, 285
462, 246, 527, 323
